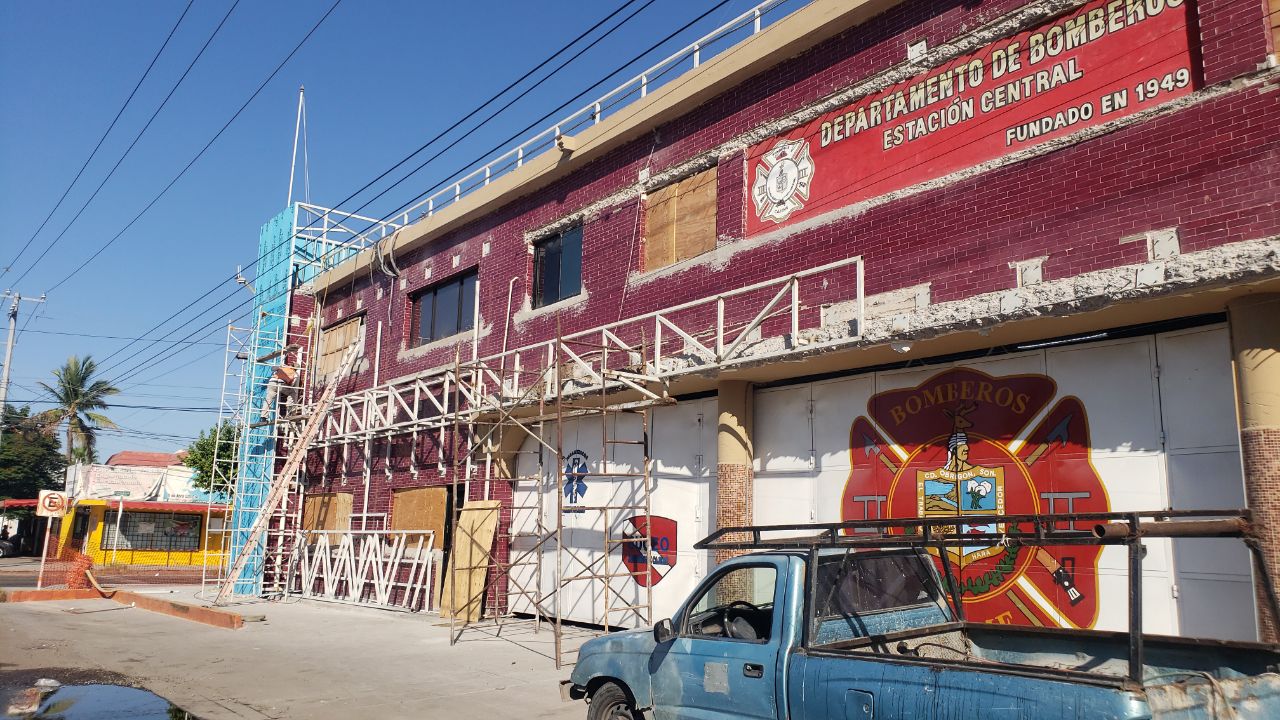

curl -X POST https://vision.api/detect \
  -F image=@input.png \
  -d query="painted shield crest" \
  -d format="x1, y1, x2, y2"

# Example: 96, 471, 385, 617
622, 515, 677, 587
841, 368, 1110, 628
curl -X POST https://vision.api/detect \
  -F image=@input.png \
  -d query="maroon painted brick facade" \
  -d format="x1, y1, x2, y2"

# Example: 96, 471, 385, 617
297, 0, 1278, 516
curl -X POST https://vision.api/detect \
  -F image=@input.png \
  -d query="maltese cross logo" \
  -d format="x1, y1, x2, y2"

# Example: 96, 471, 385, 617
751, 138, 815, 224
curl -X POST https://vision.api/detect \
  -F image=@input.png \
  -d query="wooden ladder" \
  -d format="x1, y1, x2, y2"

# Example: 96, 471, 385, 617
212, 343, 360, 606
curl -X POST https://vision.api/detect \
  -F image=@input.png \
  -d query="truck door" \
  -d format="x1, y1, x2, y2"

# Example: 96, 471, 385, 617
650, 562, 784, 720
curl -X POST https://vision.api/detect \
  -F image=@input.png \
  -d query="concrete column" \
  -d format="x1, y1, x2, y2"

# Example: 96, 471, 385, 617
715, 380, 754, 565
1229, 293, 1280, 642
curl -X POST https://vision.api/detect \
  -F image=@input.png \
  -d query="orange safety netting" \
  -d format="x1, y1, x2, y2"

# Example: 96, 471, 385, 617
36, 537, 93, 590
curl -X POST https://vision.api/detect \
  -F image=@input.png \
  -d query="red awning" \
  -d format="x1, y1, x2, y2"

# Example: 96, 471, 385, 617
0, 498, 38, 509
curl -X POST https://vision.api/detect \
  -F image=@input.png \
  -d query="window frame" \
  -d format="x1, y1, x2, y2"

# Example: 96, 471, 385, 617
412, 270, 478, 347
805, 548, 955, 649
678, 562, 779, 645
532, 224, 583, 308
99, 511, 203, 553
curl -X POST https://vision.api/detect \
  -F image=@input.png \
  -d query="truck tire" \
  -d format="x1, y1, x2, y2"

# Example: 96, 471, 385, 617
587, 681, 636, 720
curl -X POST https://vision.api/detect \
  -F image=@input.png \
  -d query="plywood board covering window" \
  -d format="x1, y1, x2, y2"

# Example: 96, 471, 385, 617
644, 166, 717, 271
316, 316, 364, 382
302, 492, 352, 532
391, 487, 448, 549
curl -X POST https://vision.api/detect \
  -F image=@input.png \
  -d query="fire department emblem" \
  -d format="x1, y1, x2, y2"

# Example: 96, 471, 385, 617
841, 368, 1109, 629
621, 515, 677, 587
751, 138, 814, 224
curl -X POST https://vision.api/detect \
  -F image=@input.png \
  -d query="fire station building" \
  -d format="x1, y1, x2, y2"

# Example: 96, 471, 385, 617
280, 0, 1280, 645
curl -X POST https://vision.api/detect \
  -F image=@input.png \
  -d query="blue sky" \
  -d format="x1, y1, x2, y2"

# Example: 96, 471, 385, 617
0, 0, 774, 459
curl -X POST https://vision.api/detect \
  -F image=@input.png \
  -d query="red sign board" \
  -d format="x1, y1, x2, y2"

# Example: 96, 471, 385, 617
622, 515, 677, 587
747, 0, 1196, 234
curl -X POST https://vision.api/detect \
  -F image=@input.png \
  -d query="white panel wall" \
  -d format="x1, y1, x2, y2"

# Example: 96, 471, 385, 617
749, 325, 1253, 639
509, 399, 715, 626
1046, 336, 1178, 635
1156, 326, 1256, 641
508, 324, 1253, 638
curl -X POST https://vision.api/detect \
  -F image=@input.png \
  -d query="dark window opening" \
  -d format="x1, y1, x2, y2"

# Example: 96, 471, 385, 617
533, 224, 582, 308
414, 271, 478, 346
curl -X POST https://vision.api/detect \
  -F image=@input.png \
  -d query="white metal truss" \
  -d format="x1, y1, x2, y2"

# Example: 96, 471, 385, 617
291, 202, 402, 277
306, 255, 864, 446
285, 529, 437, 612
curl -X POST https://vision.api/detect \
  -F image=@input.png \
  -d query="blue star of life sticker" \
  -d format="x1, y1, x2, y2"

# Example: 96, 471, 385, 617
563, 449, 589, 512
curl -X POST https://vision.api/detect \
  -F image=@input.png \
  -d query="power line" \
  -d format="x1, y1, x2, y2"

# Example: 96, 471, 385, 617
39, 0, 344, 295
103, 0, 735, 386
2, 0, 196, 277
20, 328, 223, 345
7, 375, 220, 391
7, 399, 218, 412
117, 340, 228, 392
9, 0, 242, 287
91, 0, 654, 377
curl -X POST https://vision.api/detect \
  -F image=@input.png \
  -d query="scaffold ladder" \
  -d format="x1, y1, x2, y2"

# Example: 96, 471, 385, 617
211, 343, 360, 606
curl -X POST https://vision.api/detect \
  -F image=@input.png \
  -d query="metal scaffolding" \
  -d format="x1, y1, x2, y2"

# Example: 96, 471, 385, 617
203, 225, 865, 662
438, 328, 673, 667
281, 254, 864, 664
201, 311, 314, 601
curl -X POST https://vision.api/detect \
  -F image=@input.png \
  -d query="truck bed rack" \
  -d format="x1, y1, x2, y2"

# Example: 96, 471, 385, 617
697, 509, 1278, 685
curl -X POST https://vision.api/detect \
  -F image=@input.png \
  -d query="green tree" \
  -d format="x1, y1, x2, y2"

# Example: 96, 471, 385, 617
36, 355, 119, 463
183, 420, 240, 495
0, 405, 67, 500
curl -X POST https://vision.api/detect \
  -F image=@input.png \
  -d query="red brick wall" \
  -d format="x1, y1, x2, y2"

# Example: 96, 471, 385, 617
299, 0, 1279, 517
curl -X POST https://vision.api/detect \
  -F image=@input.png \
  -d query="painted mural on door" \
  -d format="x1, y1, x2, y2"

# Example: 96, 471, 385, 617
840, 367, 1110, 628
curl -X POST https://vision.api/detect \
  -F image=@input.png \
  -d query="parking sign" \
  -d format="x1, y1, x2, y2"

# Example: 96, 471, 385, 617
36, 490, 69, 518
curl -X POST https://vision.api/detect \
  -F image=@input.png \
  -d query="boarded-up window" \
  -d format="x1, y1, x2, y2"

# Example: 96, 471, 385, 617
644, 166, 717, 271
302, 492, 353, 532
316, 315, 364, 381
391, 487, 449, 549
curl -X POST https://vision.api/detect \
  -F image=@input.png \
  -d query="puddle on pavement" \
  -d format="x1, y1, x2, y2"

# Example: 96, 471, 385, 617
4, 682, 201, 719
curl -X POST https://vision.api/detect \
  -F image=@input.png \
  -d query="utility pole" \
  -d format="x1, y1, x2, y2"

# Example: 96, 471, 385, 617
0, 291, 47, 445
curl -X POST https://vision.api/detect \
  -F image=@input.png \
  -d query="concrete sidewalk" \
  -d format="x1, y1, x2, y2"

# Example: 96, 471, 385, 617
0, 588, 590, 719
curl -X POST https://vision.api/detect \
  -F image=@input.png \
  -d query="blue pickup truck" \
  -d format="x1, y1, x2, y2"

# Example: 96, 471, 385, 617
562, 511, 1280, 719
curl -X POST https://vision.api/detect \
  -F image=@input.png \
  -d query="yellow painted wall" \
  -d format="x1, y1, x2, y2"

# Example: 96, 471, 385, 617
57, 501, 226, 568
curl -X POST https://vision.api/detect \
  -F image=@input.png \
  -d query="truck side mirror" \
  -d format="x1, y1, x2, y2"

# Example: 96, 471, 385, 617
653, 618, 675, 644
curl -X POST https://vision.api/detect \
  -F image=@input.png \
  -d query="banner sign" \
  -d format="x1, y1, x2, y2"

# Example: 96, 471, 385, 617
747, 0, 1196, 234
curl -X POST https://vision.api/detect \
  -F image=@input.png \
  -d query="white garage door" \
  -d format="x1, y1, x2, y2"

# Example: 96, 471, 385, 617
752, 324, 1255, 639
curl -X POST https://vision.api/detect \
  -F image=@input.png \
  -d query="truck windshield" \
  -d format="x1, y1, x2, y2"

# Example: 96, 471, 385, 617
810, 550, 953, 646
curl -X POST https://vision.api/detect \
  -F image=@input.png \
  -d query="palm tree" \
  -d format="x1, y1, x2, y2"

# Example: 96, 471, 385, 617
37, 355, 119, 463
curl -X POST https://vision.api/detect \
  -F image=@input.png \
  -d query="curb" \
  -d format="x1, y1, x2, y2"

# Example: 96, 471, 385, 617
0, 588, 245, 630
0, 589, 102, 603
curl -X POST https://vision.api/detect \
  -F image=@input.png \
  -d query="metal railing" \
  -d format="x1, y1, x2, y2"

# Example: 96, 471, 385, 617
307, 254, 864, 446
287, 529, 438, 612
291, 0, 804, 265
